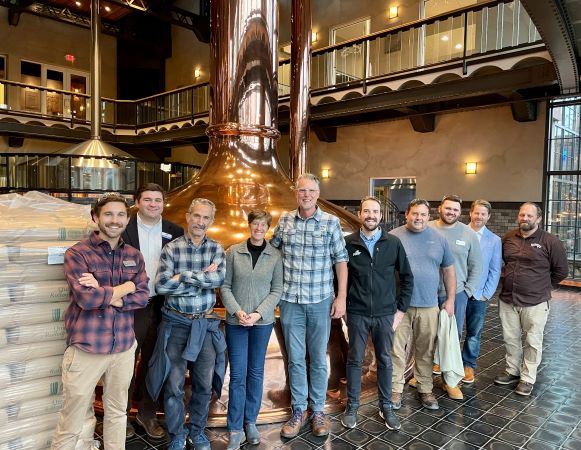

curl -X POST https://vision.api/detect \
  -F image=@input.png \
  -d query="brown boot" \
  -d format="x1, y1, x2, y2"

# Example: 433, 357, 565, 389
462, 367, 475, 384
420, 392, 439, 410
280, 408, 308, 438
311, 411, 330, 437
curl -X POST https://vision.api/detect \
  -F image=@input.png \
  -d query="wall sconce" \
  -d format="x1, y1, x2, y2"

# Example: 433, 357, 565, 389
311, 31, 318, 43
194, 68, 201, 79
388, 6, 399, 19
321, 168, 330, 179
465, 162, 478, 174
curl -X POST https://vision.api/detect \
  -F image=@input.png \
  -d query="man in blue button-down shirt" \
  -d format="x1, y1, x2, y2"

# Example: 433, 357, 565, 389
271, 173, 348, 439
152, 198, 225, 450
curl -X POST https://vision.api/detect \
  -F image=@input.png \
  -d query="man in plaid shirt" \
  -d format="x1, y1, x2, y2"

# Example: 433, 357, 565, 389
271, 173, 348, 438
51, 193, 149, 450
149, 198, 225, 450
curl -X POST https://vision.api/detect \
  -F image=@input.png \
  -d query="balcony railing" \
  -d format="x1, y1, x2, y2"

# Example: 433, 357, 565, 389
0, 0, 542, 131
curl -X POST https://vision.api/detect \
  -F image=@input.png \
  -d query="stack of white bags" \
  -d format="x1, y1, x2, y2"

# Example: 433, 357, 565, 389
0, 192, 94, 450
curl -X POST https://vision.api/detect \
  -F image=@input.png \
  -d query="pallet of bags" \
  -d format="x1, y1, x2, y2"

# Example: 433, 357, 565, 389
0, 191, 94, 450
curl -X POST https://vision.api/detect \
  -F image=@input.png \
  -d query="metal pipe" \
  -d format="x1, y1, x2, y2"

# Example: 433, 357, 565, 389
289, 0, 311, 181
91, 0, 101, 139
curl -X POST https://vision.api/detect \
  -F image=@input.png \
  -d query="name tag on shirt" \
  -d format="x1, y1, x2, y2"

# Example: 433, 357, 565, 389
123, 259, 137, 267
162, 232, 173, 240
456, 240, 466, 246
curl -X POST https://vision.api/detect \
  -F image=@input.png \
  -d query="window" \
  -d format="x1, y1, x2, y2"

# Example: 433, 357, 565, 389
545, 98, 581, 279
19, 60, 89, 119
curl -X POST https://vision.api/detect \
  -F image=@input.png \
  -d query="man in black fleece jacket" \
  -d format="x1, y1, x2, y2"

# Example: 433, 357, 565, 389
341, 196, 414, 431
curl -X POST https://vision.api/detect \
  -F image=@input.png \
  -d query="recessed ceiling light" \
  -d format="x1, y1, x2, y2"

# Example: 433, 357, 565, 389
75, 1, 81, 6
455, 43, 463, 49
441, 35, 449, 41
104, 5, 111, 12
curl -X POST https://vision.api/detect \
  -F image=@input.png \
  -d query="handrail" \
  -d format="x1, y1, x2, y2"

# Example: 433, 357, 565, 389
0, 0, 542, 128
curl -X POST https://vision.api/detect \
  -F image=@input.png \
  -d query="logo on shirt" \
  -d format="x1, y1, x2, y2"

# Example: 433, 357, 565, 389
456, 240, 466, 246
531, 243, 542, 249
123, 259, 137, 267
162, 232, 173, 240
353, 250, 361, 256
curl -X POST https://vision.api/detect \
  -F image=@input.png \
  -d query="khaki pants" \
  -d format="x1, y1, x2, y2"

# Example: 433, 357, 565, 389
392, 306, 439, 394
51, 341, 137, 450
498, 300, 550, 384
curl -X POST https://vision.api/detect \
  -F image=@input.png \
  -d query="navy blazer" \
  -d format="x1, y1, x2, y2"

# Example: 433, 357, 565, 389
122, 215, 184, 251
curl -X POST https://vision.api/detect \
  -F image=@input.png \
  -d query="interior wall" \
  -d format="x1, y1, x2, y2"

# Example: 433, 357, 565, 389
165, 25, 210, 90
309, 104, 547, 202
0, 8, 117, 97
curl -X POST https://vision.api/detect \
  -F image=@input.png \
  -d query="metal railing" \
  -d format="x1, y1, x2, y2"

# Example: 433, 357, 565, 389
0, 0, 541, 131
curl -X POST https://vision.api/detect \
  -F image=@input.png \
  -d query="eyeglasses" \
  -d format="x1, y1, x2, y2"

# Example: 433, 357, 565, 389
296, 189, 319, 195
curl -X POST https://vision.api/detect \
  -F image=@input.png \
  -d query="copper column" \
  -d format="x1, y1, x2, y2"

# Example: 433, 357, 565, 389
289, 0, 311, 181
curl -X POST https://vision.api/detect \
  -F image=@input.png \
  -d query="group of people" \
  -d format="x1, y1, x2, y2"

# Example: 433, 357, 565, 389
49, 174, 569, 450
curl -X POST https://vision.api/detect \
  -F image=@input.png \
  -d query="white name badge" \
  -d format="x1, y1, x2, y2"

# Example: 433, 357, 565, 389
162, 232, 173, 240
456, 240, 466, 246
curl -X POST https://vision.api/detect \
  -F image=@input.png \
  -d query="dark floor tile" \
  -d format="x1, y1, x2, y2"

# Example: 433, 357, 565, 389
279, 437, 317, 449
481, 439, 519, 450
444, 411, 475, 427
465, 398, 495, 412
531, 427, 567, 446
124, 437, 154, 450
358, 417, 387, 436
417, 429, 451, 447
340, 428, 373, 446
399, 420, 426, 436
495, 429, 529, 446
468, 420, 500, 437
488, 405, 519, 419
405, 438, 442, 450
455, 430, 490, 447
563, 436, 581, 450
514, 413, 547, 427
432, 420, 463, 438
360, 438, 399, 450
408, 411, 440, 427
358, 403, 380, 418
478, 413, 508, 428
522, 438, 559, 450
379, 430, 413, 446
442, 439, 480, 450
506, 420, 538, 436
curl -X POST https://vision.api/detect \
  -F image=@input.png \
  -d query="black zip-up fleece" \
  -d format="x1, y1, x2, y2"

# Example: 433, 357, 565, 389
345, 228, 414, 317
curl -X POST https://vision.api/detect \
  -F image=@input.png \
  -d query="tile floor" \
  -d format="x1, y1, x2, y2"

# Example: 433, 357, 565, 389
97, 287, 581, 449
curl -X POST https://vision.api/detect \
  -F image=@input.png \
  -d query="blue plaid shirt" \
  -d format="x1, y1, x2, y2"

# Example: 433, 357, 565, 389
155, 234, 225, 314
271, 207, 348, 304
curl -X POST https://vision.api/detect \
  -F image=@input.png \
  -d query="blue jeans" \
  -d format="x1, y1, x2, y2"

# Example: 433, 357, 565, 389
346, 313, 394, 409
225, 323, 273, 431
462, 298, 488, 369
164, 321, 216, 442
279, 297, 333, 412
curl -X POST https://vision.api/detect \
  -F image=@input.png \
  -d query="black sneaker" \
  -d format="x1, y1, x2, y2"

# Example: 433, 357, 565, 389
341, 403, 358, 429
494, 371, 520, 385
379, 405, 401, 430
515, 381, 534, 396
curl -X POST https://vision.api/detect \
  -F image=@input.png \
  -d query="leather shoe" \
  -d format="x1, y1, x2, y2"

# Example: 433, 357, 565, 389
126, 421, 136, 439
136, 413, 166, 439
311, 411, 329, 437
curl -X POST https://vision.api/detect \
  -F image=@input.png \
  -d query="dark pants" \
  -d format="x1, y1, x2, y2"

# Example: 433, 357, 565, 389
164, 320, 216, 442
128, 295, 164, 418
225, 323, 273, 431
346, 313, 395, 409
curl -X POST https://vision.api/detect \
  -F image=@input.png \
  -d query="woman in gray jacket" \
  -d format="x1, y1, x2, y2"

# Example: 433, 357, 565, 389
221, 209, 283, 449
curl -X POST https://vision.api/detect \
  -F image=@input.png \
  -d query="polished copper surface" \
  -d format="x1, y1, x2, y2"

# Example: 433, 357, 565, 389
156, 0, 416, 428
289, 0, 311, 180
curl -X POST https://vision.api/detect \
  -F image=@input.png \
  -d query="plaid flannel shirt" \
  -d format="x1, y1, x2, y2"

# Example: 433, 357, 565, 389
155, 234, 225, 314
271, 207, 348, 304
63, 232, 150, 354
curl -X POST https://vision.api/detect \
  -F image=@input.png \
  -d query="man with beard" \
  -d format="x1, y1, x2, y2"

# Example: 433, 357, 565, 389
389, 199, 455, 411
147, 198, 226, 450
51, 193, 149, 450
428, 195, 481, 400
494, 202, 567, 396
341, 196, 413, 431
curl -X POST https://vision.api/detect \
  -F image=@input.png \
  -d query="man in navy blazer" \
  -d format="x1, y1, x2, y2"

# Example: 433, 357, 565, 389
462, 200, 501, 383
122, 183, 183, 439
